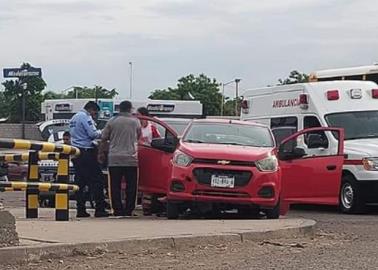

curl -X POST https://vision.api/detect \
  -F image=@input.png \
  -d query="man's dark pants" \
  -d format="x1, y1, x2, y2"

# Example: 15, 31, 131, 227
72, 148, 106, 213
108, 166, 138, 215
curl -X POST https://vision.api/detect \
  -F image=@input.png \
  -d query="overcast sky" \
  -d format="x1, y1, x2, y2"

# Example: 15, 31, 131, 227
1, 0, 377, 99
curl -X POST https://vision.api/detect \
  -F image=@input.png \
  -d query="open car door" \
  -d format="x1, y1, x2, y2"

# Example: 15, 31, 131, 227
138, 116, 179, 195
278, 127, 344, 215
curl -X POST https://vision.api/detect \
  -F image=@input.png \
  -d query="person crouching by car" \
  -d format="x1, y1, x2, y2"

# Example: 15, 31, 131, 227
99, 101, 141, 217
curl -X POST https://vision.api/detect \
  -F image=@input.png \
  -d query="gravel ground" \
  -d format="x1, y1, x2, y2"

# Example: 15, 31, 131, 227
2, 192, 378, 269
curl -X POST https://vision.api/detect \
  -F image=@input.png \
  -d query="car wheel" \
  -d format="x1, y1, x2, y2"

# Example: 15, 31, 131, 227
339, 174, 366, 214
265, 201, 280, 219
166, 201, 179, 219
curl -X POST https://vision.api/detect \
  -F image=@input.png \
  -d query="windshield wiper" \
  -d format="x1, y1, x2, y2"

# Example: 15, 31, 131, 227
215, 142, 246, 146
184, 139, 205, 143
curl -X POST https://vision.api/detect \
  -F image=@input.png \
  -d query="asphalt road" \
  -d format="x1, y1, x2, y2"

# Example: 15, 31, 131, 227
2, 192, 378, 269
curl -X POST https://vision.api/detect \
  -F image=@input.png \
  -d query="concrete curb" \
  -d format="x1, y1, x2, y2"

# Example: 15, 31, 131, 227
0, 219, 316, 266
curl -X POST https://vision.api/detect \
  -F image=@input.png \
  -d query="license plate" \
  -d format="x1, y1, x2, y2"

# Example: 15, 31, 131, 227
41, 174, 54, 182
211, 175, 235, 188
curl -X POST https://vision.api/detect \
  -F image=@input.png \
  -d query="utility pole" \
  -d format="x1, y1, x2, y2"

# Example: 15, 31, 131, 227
234, 79, 241, 116
221, 83, 225, 116
21, 81, 27, 139
221, 80, 234, 116
129, 62, 133, 99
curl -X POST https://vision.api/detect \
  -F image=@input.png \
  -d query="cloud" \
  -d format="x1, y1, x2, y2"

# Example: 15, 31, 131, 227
0, 0, 377, 99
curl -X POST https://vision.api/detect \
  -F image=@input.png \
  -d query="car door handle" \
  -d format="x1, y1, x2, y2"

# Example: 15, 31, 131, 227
326, 165, 337, 171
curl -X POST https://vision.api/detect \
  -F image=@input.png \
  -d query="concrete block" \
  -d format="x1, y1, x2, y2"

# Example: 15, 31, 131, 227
0, 210, 19, 247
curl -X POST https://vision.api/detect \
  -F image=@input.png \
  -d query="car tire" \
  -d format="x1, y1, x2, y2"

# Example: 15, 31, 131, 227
166, 201, 179, 219
265, 201, 280, 219
339, 174, 366, 214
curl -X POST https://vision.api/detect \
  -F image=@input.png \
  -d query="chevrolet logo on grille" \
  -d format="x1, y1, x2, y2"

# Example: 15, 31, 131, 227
217, 160, 231, 165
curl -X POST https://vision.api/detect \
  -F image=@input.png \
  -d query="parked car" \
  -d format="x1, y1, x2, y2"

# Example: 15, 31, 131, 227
138, 117, 345, 219
6, 162, 28, 181
0, 162, 9, 182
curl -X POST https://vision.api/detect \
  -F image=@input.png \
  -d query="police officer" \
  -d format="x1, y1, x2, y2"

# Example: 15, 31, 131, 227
70, 101, 109, 218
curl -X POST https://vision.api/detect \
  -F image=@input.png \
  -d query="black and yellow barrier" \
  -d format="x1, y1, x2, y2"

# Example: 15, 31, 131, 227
0, 181, 79, 221
0, 182, 79, 192
0, 152, 62, 162
0, 139, 80, 155
0, 138, 80, 221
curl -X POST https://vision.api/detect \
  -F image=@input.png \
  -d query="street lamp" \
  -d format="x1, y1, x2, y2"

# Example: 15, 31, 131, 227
221, 80, 234, 116
221, 78, 242, 116
61, 86, 79, 99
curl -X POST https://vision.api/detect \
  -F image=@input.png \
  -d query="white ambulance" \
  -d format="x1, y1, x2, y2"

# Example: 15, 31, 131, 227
240, 80, 378, 213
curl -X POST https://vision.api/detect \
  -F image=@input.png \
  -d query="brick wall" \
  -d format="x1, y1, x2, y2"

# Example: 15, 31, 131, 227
0, 124, 43, 141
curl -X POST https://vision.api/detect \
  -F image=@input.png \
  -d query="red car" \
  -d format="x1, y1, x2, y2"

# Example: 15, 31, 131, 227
138, 118, 344, 219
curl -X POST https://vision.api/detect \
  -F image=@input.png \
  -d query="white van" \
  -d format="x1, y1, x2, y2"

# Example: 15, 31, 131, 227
240, 80, 378, 213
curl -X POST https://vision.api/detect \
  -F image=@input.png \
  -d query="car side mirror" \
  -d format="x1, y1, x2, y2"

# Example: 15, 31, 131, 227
151, 137, 178, 153
278, 146, 306, 160
307, 133, 328, 149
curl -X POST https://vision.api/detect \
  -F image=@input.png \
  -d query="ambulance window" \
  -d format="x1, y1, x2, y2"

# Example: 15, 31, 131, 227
271, 117, 297, 130
304, 116, 321, 129
318, 76, 342, 81
345, 75, 363, 80
366, 73, 378, 84
303, 116, 328, 148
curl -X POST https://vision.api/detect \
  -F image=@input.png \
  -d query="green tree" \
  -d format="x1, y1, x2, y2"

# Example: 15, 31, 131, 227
64, 86, 118, 99
278, 70, 309, 85
149, 74, 222, 116
43, 91, 64, 100
223, 97, 242, 116
1, 63, 46, 122
0, 91, 8, 119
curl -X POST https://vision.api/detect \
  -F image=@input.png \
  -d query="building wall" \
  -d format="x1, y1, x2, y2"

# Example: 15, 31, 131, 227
0, 124, 43, 141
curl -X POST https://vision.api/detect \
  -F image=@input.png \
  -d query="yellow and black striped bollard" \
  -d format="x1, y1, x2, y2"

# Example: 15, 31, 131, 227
55, 153, 70, 221
26, 151, 39, 218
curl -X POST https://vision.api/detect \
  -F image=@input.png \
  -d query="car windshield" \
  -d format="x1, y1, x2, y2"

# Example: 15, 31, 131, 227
325, 111, 378, 140
183, 122, 274, 147
164, 121, 190, 135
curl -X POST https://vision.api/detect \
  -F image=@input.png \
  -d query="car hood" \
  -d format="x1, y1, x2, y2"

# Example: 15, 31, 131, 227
179, 142, 273, 161
345, 138, 378, 158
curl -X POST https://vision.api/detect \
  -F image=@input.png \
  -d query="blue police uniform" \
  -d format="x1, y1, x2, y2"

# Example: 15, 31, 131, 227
70, 109, 107, 217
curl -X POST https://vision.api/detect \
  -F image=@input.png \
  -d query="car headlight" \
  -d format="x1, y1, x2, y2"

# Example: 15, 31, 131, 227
173, 150, 193, 167
256, 155, 278, 172
362, 158, 378, 171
